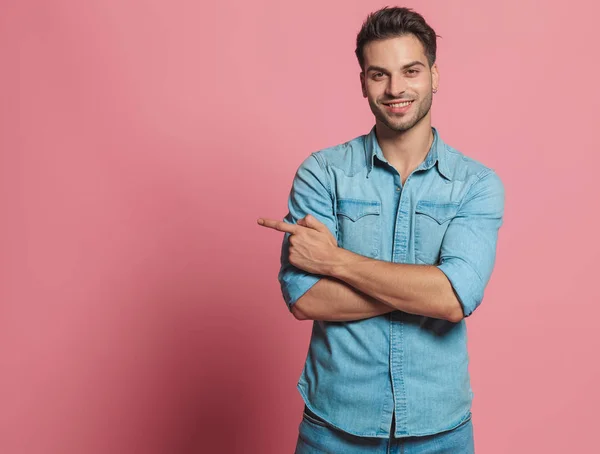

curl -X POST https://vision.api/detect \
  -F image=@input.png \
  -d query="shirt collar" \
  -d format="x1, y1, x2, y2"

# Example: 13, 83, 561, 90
365, 126, 452, 180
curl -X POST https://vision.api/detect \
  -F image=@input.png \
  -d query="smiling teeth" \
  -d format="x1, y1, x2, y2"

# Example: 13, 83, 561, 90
388, 101, 412, 107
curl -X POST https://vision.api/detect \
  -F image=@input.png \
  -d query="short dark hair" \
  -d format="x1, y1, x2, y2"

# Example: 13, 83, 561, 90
355, 6, 439, 70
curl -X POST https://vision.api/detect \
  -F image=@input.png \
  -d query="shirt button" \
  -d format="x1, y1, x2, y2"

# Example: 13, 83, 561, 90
396, 186, 401, 192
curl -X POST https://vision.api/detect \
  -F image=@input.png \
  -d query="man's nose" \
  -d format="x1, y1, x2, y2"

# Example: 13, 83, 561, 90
385, 75, 407, 97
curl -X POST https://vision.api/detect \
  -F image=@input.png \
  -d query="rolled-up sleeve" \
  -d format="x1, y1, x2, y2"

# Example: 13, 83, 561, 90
278, 153, 337, 311
437, 170, 505, 317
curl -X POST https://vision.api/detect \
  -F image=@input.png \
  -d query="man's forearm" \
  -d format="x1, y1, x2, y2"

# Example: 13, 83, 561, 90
327, 248, 464, 322
292, 277, 395, 322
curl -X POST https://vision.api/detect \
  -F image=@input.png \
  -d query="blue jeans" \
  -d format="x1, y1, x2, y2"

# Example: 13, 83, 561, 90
295, 406, 474, 454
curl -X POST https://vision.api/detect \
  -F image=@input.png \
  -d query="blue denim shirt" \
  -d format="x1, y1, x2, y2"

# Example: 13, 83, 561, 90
278, 126, 504, 438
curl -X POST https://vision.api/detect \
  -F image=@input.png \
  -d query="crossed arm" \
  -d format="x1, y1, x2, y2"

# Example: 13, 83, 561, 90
257, 215, 463, 323
258, 155, 503, 324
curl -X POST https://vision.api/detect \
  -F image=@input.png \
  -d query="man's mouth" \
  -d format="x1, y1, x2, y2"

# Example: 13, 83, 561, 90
383, 100, 414, 108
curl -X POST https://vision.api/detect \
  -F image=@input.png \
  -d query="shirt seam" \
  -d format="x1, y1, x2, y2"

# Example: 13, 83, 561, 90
456, 168, 494, 212
310, 152, 334, 199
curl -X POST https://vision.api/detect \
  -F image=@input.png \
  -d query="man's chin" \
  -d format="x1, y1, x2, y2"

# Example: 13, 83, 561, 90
382, 118, 415, 133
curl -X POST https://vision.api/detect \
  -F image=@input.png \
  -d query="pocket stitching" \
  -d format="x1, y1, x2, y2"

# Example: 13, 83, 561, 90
414, 201, 459, 264
415, 201, 459, 225
337, 199, 381, 222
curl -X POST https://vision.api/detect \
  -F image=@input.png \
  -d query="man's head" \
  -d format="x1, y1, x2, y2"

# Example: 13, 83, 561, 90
356, 7, 440, 133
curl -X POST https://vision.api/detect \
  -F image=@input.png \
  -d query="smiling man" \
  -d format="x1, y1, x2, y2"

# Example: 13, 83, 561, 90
258, 6, 504, 453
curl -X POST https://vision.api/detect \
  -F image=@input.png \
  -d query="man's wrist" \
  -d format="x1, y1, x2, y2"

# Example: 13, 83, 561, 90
327, 247, 358, 279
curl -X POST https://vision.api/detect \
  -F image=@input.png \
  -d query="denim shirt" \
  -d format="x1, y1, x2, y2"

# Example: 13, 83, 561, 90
278, 126, 504, 438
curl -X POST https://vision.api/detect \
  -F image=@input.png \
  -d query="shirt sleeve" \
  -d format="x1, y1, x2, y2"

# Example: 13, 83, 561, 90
278, 153, 337, 311
436, 169, 505, 317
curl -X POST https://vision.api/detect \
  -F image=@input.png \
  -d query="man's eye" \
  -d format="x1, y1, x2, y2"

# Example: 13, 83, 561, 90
373, 73, 384, 79
406, 69, 419, 75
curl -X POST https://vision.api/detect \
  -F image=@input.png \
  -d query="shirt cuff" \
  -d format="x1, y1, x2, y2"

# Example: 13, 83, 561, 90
279, 270, 321, 310
437, 259, 483, 317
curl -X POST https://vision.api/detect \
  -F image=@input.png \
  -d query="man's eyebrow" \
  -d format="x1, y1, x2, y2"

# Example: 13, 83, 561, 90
402, 61, 426, 69
366, 65, 389, 74
366, 61, 426, 73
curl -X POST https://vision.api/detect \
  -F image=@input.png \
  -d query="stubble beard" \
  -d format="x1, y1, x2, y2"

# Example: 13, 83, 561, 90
370, 90, 433, 133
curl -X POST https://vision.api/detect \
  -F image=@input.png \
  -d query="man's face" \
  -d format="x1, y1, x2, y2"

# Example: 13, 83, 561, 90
360, 34, 439, 133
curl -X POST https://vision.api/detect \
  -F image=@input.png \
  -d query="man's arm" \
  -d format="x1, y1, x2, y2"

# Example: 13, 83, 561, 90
269, 153, 394, 323
271, 212, 457, 322
276, 170, 504, 323
291, 276, 395, 321
324, 252, 463, 322
289, 214, 459, 322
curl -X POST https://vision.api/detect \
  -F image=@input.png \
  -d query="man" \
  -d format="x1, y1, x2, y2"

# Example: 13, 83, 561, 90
258, 6, 504, 453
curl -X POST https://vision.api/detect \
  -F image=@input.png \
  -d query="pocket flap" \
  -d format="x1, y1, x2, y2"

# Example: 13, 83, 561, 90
415, 201, 459, 224
337, 199, 381, 222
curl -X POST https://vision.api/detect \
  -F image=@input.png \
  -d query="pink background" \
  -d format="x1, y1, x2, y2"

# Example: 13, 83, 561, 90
1, 0, 599, 452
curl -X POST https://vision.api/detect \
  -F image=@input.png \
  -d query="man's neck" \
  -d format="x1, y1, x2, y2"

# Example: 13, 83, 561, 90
375, 117, 434, 181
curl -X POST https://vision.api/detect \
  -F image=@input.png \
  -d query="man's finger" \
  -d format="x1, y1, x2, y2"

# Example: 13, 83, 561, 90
257, 218, 299, 234
304, 214, 329, 233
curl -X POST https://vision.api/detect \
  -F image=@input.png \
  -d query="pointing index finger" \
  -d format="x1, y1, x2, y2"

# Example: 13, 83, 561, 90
257, 218, 299, 234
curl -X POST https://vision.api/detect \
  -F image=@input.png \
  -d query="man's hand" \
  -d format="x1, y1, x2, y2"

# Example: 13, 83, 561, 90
257, 214, 341, 276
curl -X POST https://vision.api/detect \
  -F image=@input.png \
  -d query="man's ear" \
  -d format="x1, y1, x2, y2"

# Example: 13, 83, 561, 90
360, 72, 367, 98
431, 63, 439, 92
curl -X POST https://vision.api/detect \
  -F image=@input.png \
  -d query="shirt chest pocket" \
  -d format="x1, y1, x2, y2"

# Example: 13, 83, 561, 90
336, 198, 381, 258
414, 201, 459, 265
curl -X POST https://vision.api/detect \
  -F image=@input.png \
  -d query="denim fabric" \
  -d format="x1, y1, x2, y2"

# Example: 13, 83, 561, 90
295, 406, 475, 454
278, 126, 504, 438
